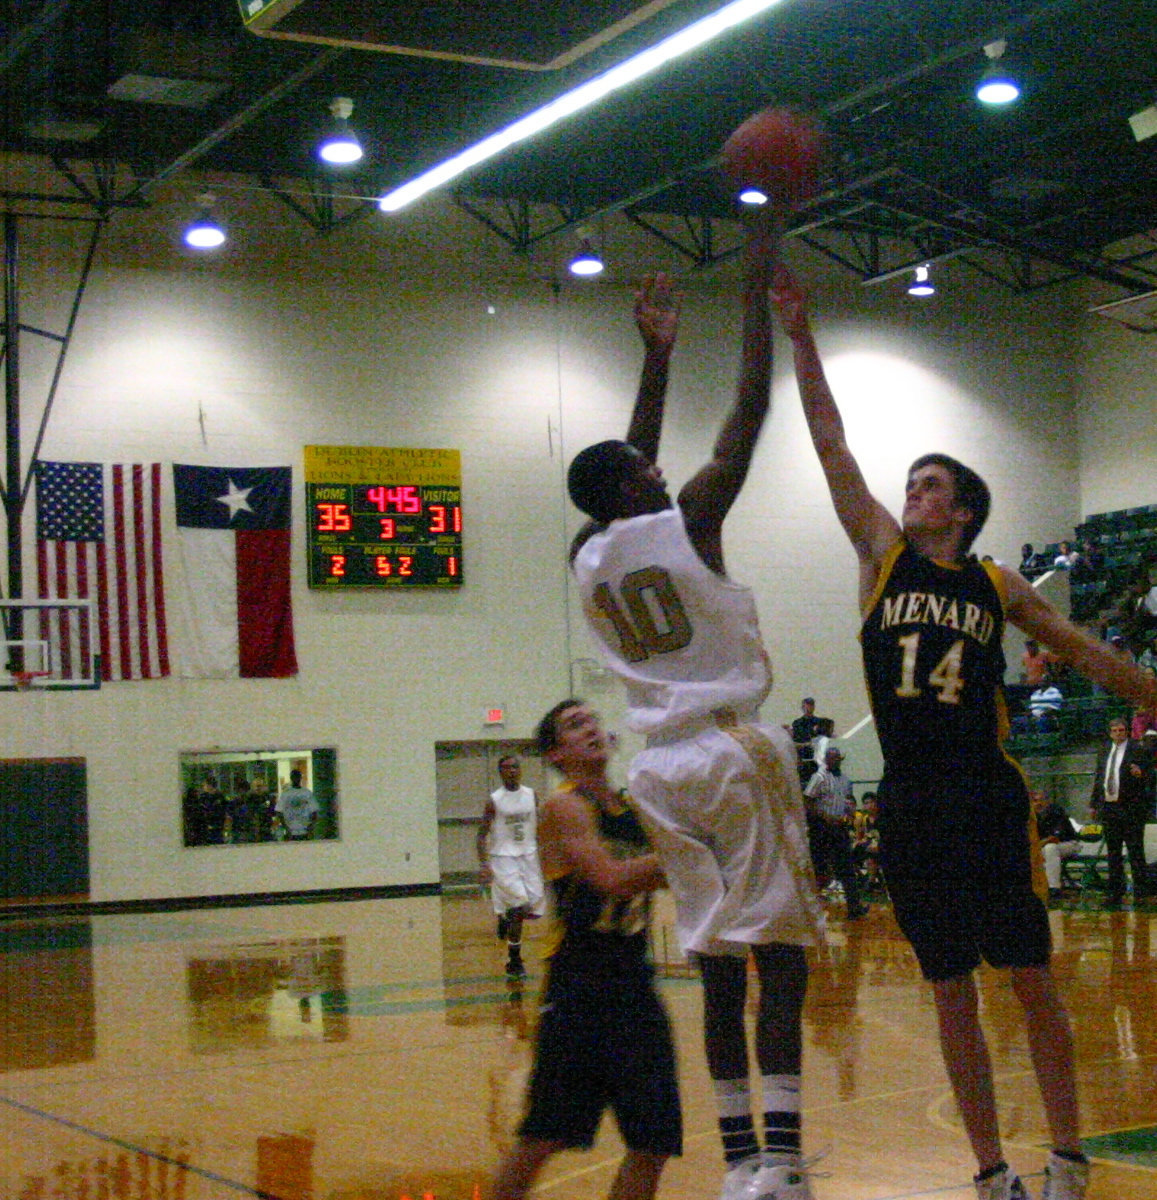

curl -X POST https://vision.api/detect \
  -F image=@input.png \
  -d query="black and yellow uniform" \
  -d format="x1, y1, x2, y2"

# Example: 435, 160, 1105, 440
518, 786, 682, 1155
860, 540, 1050, 981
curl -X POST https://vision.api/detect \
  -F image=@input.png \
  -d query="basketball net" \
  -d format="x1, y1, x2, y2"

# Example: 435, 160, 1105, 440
11, 670, 50, 691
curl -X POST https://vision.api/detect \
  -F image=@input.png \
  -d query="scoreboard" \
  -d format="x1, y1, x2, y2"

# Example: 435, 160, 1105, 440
304, 446, 463, 588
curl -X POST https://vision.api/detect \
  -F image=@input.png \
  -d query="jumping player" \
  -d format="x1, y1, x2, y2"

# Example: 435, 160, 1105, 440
566, 207, 824, 1200
773, 268, 1157, 1200
490, 699, 679, 1200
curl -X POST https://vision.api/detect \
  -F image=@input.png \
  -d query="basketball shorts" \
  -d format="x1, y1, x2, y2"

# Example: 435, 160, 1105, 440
629, 720, 824, 957
519, 970, 682, 1155
878, 762, 1051, 981
489, 853, 546, 917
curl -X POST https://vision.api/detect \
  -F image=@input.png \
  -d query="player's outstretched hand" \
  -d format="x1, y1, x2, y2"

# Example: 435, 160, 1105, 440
634, 272, 681, 353
770, 263, 810, 340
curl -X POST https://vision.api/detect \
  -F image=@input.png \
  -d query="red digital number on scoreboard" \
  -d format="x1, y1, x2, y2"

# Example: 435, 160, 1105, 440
366, 485, 422, 514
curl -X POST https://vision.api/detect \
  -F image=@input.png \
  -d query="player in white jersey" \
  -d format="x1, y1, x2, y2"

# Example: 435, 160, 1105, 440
479, 755, 545, 978
567, 206, 823, 1200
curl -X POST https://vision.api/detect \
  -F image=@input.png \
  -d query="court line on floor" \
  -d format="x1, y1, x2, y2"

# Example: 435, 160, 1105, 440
0, 1093, 274, 1198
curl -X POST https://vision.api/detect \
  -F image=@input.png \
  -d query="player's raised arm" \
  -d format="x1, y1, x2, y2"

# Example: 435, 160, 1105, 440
1002, 566, 1157, 709
625, 273, 681, 461
773, 267, 899, 584
677, 209, 779, 571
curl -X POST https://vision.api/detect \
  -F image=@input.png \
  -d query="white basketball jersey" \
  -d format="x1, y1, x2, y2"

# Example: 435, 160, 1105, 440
488, 784, 538, 857
572, 507, 772, 737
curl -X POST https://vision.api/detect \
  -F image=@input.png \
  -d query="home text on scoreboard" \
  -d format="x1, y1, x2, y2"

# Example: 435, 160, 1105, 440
304, 446, 463, 588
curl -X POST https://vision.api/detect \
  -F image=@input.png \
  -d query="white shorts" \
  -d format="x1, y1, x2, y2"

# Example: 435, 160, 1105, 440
489, 853, 546, 917
629, 721, 824, 957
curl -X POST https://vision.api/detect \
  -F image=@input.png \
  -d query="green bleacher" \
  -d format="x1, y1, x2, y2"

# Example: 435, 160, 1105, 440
1069, 504, 1157, 622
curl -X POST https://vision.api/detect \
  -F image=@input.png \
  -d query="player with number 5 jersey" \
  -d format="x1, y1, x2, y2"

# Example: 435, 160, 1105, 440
567, 202, 825, 1200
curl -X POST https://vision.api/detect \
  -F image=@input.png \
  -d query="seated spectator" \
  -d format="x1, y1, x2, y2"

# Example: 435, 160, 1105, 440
852, 793, 881, 890
1031, 789, 1080, 905
1053, 540, 1080, 569
1022, 638, 1054, 687
1019, 543, 1047, 578
1070, 538, 1104, 582
1028, 681, 1063, 731
1137, 634, 1157, 674
1134, 579, 1157, 633
1131, 672, 1157, 740
1109, 634, 1136, 665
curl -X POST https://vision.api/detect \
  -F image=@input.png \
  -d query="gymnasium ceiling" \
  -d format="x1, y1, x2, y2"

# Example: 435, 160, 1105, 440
3, 0, 1157, 298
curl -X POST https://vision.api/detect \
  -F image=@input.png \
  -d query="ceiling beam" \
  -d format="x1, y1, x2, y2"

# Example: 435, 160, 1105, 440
0, 0, 75, 77
120, 46, 347, 203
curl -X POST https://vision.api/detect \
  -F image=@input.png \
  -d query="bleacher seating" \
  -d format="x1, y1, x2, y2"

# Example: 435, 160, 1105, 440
1068, 504, 1157, 621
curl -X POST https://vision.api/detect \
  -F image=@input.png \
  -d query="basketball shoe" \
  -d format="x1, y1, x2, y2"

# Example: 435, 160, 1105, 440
974, 1163, 1032, 1200
1040, 1151, 1089, 1200
719, 1155, 759, 1200
747, 1153, 813, 1199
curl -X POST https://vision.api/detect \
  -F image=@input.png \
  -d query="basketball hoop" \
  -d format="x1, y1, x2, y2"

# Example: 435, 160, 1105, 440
11, 670, 51, 691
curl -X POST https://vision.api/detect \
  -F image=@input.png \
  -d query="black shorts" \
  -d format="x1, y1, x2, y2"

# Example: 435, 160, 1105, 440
878, 761, 1051, 982
519, 968, 682, 1156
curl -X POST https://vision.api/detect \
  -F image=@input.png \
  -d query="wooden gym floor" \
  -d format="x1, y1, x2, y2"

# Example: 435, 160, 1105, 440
1, 892, 1154, 1200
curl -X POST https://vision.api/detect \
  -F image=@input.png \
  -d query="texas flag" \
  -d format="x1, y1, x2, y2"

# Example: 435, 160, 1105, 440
171, 465, 297, 678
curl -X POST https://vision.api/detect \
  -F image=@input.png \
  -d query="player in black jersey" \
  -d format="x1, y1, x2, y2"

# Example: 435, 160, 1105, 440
773, 272, 1157, 1200
490, 699, 680, 1200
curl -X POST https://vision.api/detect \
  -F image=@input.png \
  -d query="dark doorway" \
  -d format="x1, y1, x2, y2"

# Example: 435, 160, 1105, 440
0, 757, 89, 900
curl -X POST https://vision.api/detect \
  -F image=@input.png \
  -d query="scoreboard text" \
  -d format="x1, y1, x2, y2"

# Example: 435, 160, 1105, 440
304, 446, 463, 589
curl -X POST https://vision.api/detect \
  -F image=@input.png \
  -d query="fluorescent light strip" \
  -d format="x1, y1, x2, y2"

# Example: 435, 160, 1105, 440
378, 0, 786, 212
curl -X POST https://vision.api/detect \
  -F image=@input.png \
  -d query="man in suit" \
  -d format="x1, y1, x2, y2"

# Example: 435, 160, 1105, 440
1090, 715, 1153, 908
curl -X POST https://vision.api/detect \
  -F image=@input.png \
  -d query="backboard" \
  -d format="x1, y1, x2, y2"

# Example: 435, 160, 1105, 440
0, 599, 101, 690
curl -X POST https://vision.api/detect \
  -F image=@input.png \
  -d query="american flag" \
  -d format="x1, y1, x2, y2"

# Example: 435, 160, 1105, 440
35, 461, 170, 682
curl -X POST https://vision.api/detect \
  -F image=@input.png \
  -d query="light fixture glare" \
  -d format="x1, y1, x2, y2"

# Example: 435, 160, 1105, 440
976, 76, 1020, 105
184, 193, 226, 249
319, 96, 364, 165
319, 134, 363, 164
379, 0, 787, 212
738, 187, 768, 206
185, 221, 226, 249
569, 239, 605, 277
976, 40, 1020, 105
907, 264, 935, 297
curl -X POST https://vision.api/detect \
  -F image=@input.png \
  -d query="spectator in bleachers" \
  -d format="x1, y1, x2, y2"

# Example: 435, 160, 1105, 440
1130, 673, 1157, 741
852, 793, 882, 891
1028, 681, 1063, 732
1070, 539, 1104, 582
1021, 639, 1054, 687
1109, 634, 1136, 665
1053, 540, 1080, 569
790, 696, 825, 786
1019, 543, 1047, 578
1031, 789, 1081, 906
1136, 635, 1157, 674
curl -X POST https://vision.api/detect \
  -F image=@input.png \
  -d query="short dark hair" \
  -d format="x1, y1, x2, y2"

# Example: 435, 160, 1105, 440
802, 696, 815, 707
536, 697, 585, 755
909, 452, 991, 552
567, 441, 641, 524
290, 769, 302, 786
497, 754, 519, 770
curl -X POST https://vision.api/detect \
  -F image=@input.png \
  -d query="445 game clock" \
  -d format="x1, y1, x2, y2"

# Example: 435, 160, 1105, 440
305, 446, 462, 588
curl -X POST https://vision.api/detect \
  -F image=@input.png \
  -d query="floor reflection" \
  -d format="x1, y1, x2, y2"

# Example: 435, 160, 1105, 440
188, 936, 349, 1050
0, 894, 1154, 1200
0, 919, 95, 1073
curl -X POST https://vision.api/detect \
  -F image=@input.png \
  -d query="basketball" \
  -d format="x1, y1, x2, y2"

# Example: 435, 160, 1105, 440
720, 106, 827, 207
